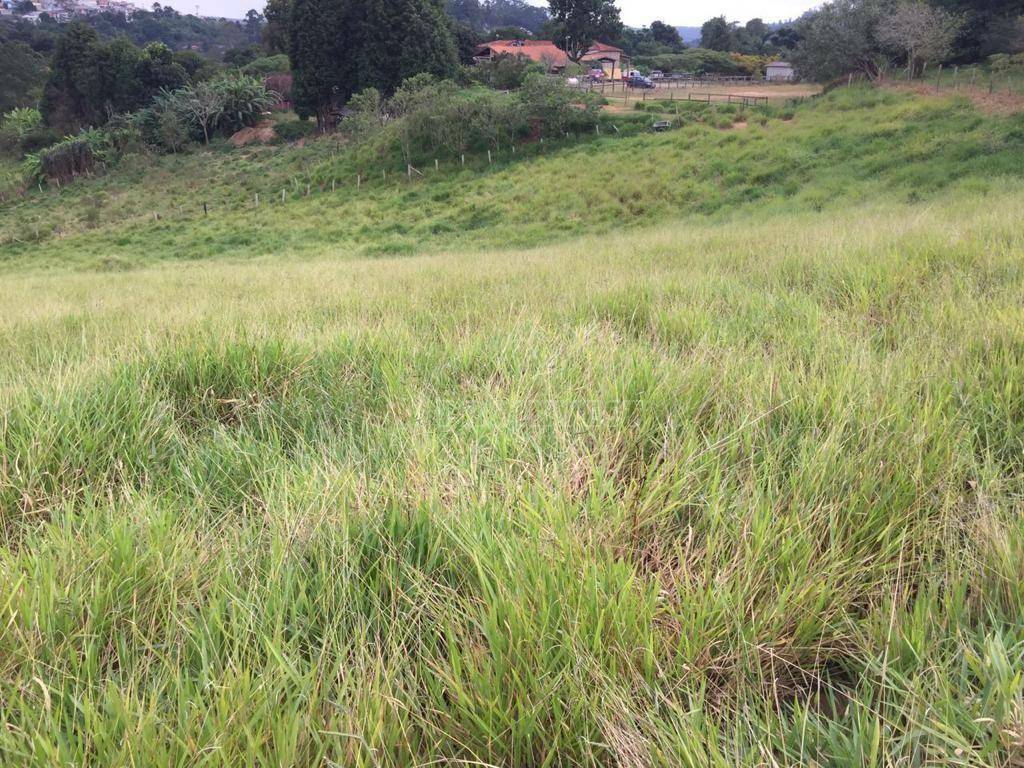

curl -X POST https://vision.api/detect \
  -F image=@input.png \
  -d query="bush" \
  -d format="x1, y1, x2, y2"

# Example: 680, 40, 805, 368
468, 54, 545, 90
634, 48, 746, 76
0, 107, 43, 151
136, 74, 275, 151
19, 126, 63, 154
242, 54, 290, 77
274, 118, 316, 143
25, 128, 110, 184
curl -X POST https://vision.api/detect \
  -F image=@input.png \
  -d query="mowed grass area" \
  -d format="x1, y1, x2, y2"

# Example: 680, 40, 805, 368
2, 86, 1022, 269
2, 86, 1024, 765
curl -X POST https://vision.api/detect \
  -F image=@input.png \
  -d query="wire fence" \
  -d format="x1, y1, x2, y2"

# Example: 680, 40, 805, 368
0, 128, 631, 248
900, 64, 1024, 98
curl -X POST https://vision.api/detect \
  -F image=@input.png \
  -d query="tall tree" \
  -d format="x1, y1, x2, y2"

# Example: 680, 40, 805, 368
358, 0, 458, 95
546, 0, 622, 61
649, 19, 683, 50
289, 0, 347, 125
290, 0, 457, 127
0, 41, 48, 114
793, 0, 889, 80
262, 0, 293, 54
245, 9, 264, 43
41, 22, 104, 131
700, 16, 736, 51
878, 1, 961, 75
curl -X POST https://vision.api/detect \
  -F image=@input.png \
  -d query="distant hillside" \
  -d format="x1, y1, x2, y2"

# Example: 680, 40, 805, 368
0, 8, 250, 58
446, 0, 549, 33
676, 26, 702, 45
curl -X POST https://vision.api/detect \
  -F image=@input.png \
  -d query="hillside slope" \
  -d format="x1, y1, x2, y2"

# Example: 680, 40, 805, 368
2, 87, 1022, 270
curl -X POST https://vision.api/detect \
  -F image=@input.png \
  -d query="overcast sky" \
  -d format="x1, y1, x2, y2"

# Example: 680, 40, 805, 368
154, 0, 822, 29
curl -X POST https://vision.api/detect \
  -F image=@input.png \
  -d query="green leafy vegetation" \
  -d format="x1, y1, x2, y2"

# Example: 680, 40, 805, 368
0, 83, 1023, 765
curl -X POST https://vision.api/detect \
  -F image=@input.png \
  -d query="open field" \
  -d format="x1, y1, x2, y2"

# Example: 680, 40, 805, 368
594, 81, 822, 108
1, 87, 1024, 765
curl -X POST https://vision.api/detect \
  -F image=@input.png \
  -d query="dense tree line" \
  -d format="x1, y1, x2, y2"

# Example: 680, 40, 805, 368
699, 16, 797, 56
0, 7, 250, 56
791, 0, 1021, 81
41, 23, 188, 133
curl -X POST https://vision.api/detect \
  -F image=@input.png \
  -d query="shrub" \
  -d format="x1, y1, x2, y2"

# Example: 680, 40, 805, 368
136, 75, 275, 151
274, 118, 316, 143
25, 128, 110, 184
216, 74, 277, 135
18, 126, 63, 154
242, 54, 291, 77
468, 54, 546, 90
0, 108, 43, 149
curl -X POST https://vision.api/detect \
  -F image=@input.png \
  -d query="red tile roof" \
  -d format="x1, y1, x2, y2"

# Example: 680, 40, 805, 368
475, 40, 623, 69
476, 40, 569, 68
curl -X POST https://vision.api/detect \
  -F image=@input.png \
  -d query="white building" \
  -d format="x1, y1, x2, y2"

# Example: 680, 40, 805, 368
765, 61, 795, 82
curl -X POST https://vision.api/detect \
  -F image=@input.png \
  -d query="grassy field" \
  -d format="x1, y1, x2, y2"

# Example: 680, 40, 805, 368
1, 87, 1024, 766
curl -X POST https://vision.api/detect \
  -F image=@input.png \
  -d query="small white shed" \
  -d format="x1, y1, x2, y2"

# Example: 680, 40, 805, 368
765, 61, 795, 82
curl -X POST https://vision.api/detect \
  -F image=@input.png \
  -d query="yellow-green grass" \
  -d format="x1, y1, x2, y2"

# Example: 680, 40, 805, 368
1, 87, 1024, 765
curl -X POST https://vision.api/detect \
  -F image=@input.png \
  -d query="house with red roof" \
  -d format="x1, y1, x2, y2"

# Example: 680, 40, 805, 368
474, 39, 629, 80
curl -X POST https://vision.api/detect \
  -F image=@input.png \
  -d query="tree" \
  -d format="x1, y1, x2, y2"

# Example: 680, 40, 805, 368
289, 0, 347, 126
737, 18, 769, 54
136, 41, 187, 96
172, 79, 224, 144
358, 0, 458, 96
245, 9, 264, 42
290, 0, 457, 127
546, 0, 622, 61
878, 1, 961, 76
41, 22, 104, 131
13, 0, 37, 14
262, 0, 292, 53
0, 41, 48, 114
649, 20, 682, 50
793, 0, 890, 81
700, 16, 736, 51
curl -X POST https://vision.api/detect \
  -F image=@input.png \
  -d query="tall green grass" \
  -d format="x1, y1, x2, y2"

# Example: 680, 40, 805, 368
1, 174, 1024, 764
2, 86, 1024, 764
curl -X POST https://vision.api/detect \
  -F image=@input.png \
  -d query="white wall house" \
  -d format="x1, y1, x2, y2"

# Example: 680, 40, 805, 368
765, 62, 795, 82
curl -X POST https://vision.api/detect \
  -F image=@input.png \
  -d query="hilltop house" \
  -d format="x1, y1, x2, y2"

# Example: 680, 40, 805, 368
474, 39, 629, 79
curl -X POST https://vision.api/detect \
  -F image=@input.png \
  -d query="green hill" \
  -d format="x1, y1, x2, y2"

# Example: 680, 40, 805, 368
3, 87, 1021, 271
1, 87, 1024, 766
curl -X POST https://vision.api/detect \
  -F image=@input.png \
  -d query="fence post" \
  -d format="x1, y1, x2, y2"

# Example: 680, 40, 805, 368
255, 193, 259, 208
461, 154, 465, 166
935, 64, 942, 93
357, 174, 361, 189
487, 149, 492, 164
435, 158, 439, 171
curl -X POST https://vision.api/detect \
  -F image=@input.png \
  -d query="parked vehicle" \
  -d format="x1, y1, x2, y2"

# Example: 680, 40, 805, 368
649, 70, 664, 79
625, 75, 655, 89
587, 68, 606, 81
